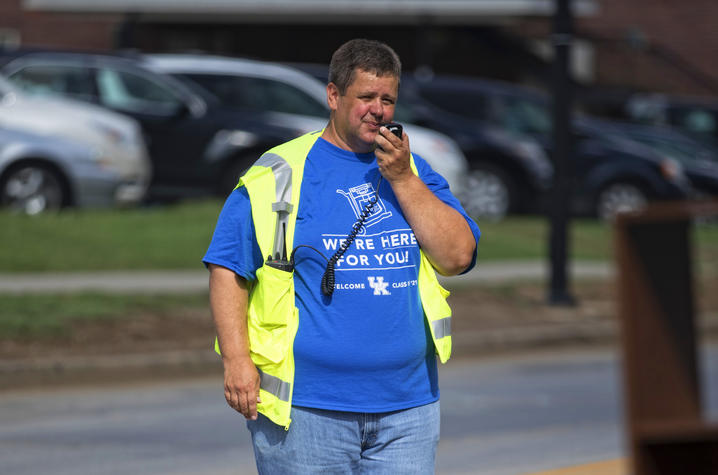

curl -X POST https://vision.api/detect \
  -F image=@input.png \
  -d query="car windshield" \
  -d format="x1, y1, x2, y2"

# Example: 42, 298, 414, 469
5, 63, 96, 102
418, 85, 552, 136
418, 87, 489, 119
180, 73, 328, 117
492, 95, 553, 136
97, 68, 185, 114
671, 106, 718, 137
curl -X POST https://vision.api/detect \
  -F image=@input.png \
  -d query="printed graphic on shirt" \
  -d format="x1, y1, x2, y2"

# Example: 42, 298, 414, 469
367, 276, 391, 295
323, 180, 421, 294
336, 182, 392, 235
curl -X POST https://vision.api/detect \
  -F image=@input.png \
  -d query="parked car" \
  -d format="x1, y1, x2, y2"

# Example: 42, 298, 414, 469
0, 51, 313, 199
0, 76, 150, 212
289, 62, 552, 219
0, 125, 147, 214
570, 118, 691, 218
140, 54, 470, 201
625, 93, 718, 145
411, 74, 692, 218
592, 120, 718, 200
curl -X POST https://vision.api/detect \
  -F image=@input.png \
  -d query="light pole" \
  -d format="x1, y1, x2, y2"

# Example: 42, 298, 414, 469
548, 0, 576, 305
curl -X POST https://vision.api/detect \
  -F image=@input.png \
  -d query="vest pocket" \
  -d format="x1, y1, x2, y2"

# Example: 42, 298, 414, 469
248, 319, 289, 364
246, 265, 295, 364
249, 265, 294, 327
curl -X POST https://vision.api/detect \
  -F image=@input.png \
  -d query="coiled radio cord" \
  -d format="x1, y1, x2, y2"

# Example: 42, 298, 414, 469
319, 176, 383, 296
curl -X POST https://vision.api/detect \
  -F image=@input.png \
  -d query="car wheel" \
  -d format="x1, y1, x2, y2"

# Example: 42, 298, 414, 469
0, 164, 66, 215
596, 182, 648, 220
460, 164, 516, 220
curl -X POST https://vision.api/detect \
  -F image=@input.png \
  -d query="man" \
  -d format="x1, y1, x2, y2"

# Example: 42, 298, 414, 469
204, 38, 480, 474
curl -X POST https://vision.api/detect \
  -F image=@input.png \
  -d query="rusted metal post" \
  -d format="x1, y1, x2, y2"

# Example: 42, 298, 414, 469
615, 200, 718, 475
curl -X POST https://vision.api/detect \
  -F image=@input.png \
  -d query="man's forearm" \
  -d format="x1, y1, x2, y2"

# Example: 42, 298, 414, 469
390, 174, 476, 276
209, 264, 251, 362
208, 264, 261, 419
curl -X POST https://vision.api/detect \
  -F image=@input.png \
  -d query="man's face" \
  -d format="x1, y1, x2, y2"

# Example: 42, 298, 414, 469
327, 68, 399, 153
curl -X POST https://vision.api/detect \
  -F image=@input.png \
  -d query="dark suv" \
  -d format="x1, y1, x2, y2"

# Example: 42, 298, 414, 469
0, 51, 308, 198
412, 74, 692, 218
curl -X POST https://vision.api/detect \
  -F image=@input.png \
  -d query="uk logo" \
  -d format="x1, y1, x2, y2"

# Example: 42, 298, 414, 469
337, 183, 392, 235
367, 276, 391, 295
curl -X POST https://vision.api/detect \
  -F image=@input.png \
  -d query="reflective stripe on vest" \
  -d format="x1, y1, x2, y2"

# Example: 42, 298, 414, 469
432, 316, 452, 339
255, 153, 293, 260
258, 368, 291, 402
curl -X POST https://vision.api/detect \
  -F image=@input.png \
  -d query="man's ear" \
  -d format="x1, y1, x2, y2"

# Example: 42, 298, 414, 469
326, 82, 339, 112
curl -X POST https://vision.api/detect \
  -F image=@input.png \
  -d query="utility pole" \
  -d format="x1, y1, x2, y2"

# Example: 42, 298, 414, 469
548, 0, 576, 305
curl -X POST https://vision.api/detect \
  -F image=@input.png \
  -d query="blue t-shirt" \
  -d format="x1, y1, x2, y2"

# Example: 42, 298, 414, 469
203, 137, 480, 413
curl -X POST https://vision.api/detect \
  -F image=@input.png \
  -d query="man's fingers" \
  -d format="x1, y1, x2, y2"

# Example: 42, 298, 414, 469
225, 388, 239, 412
247, 391, 258, 420
238, 391, 250, 418
226, 387, 260, 419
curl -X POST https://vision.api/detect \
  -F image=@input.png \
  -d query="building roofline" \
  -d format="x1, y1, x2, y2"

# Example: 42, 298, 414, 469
24, 0, 598, 23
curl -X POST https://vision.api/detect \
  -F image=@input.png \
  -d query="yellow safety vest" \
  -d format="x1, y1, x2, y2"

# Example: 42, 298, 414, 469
215, 131, 453, 428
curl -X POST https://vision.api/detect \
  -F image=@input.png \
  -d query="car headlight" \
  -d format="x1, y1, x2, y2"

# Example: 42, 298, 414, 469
88, 121, 135, 149
659, 157, 685, 182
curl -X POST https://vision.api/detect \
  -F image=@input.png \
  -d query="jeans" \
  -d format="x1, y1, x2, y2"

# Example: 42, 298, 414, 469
246, 401, 440, 474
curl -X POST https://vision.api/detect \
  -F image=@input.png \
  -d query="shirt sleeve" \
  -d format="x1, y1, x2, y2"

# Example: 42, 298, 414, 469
413, 153, 481, 274
202, 186, 264, 281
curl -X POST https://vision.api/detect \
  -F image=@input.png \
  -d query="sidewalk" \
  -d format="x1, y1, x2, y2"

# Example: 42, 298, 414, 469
0, 260, 620, 388
0, 260, 613, 294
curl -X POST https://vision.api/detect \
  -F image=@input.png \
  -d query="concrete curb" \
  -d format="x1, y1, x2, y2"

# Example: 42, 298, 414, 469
0, 261, 613, 294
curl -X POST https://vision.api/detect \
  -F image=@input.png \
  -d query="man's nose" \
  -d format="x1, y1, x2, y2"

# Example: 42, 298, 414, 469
369, 99, 383, 118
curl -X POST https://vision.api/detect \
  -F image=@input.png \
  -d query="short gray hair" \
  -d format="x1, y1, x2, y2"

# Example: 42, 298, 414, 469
329, 39, 401, 94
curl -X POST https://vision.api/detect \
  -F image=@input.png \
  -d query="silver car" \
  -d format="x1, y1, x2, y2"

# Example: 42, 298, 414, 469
0, 76, 151, 213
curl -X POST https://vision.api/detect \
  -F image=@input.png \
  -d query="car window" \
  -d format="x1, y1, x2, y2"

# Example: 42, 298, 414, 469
96, 68, 183, 114
6, 64, 96, 102
183, 73, 326, 117
417, 88, 489, 119
260, 78, 327, 116
495, 97, 552, 136
673, 108, 717, 136
392, 102, 416, 123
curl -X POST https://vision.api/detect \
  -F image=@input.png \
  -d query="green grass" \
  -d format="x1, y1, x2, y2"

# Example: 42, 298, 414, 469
475, 217, 613, 261
1, 199, 717, 271
0, 200, 222, 272
0, 293, 207, 339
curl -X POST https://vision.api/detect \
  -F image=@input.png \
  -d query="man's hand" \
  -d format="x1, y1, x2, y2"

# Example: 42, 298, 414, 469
374, 125, 412, 184
374, 128, 476, 276
208, 264, 260, 419
223, 356, 262, 420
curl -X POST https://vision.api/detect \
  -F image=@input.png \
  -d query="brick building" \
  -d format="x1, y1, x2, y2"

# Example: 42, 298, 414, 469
2, 0, 717, 101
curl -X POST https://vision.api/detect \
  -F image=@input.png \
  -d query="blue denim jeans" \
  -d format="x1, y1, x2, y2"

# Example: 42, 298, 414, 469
246, 401, 440, 474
